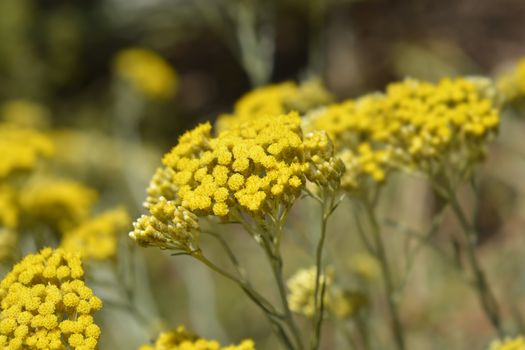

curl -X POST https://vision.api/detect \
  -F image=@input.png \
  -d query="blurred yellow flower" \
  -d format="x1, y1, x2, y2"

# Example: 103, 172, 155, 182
139, 325, 255, 350
350, 253, 380, 281
306, 77, 500, 191
114, 48, 178, 100
0, 123, 54, 179
61, 207, 130, 260
1, 99, 50, 129
20, 178, 98, 232
287, 266, 333, 318
216, 80, 333, 132
489, 335, 525, 350
0, 248, 102, 349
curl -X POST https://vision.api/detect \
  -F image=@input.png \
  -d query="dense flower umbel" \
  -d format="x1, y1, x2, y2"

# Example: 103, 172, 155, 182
162, 112, 335, 217
114, 48, 178, 100
216, 80, 333, 132
20, 178, 98, 232
384, 78, 500, 172
307, 77, 501, 191
0, 248, 102, 349
138, 325, 255, 350
131, 112, 340, 250
61, 207, 130, 260
489, 336, 525, 350
0, 123, 54, 179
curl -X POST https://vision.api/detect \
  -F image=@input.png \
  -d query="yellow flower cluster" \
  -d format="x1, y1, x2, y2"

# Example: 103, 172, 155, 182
286, 266, 333, 318
130, 197, 200, 251
20, 178, 98, 232
308, 77, 500, 190
287, 266, 366, 319
385, 78, 499, 169
0, 248, 102, 349
114, 48, 178, 100
61, 207, 130, 260
1, 100, 50, 129
306, 94, 394, 191
139, 325, 255, 350
489, 336, 525, 350
0, 123, 54, 179
162, 112, 334, 217
133, 112, 340, 250
216, 80, 333, 132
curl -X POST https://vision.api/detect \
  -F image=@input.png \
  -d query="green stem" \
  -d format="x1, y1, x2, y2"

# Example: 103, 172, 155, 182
192, 251, 296, 350
362, 203, 406, 350
445, 187, 504, 337
310, 206, 330, 349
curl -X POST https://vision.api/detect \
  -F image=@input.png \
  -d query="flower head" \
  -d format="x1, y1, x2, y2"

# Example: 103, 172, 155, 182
130, 197, 200, 251
20, 178, 98, 232
0, 123, 54, 179
287, 266, 333, 318
61, 207, 130, 260
0, 248, 102, 349
114, 48, 178, 100
306, 77, 500, 192
162, 112, 334, 217
138, 325, 255, 350
216, 80, 333, 132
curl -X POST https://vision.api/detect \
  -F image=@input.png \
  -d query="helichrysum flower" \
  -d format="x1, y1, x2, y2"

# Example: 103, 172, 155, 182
0, 123, 54, 179
130, 197, 200, 252
305, 94, 394, 192
0, 184, 19, 229
114, 48, 178, 100
1, 100, 50, 129
132, 112, 340, 250
0, 248, 102, 349
286, 266, 333, 318
489, 336, 525, 350
20, 178, 98, 232
384, 77, 500, 173
287, 266, 367, 319
61, 207, 130, 260
216, 80, 333, 132
138, 325, 255, 350
162, 112, 335, 217
306, 77, 500, 191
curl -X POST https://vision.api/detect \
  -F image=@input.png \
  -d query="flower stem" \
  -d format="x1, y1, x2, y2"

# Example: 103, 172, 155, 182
310, 201, 331, 350
445, 186, 504, 337
362, 202, 406, 350
192, 251, 297, 349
